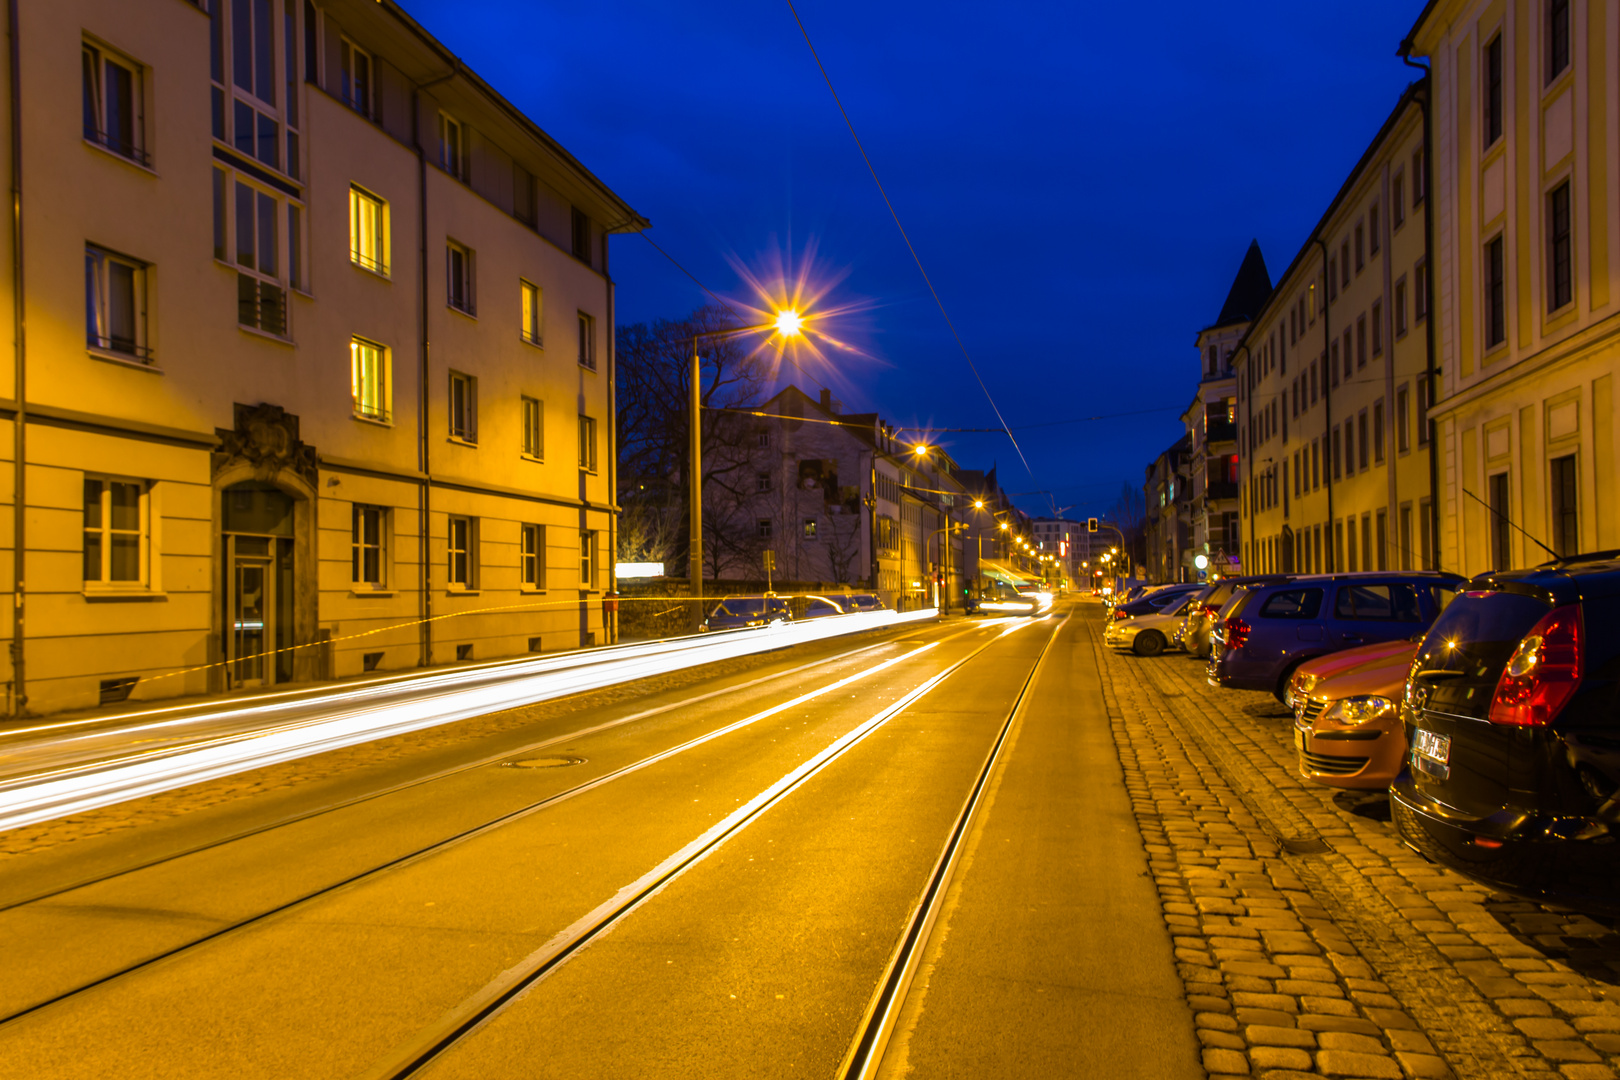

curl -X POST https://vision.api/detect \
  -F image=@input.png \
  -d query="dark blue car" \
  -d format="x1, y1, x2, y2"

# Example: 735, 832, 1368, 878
1207, 572, 1464, 701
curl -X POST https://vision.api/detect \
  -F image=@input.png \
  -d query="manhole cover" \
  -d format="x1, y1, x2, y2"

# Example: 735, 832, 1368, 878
502, 756, 586, 769
1281, 836, 1332, 856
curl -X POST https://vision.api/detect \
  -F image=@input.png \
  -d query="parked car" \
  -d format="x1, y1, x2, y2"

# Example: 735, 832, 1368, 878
1284, 636, 1417, 710
1108, 593, 1200, 656
1292, 640, 1419, 789
844, 593, 885, 612
1180, 575, 1292, 659
1392, 553, 1620, 914
700, 595, 793, 632
800, 594, 851, 618
1109, 583, 1204, 623
1208, 572, 1465, 702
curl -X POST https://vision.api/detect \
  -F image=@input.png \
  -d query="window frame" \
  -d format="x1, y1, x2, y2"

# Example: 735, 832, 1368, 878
222, 168, 302, 338
1484, 234, 1507, 349
212, 0, 302, 180
1550, 454, 1579, 557
521, 522, 545, 590
579, 529, 597, 591
351, 502, 387, 588
348, 184, 388, 276
1546, 0, 1570, 85
520, 279, 542, 346
350, 336, 390, 424
1485, 33, 1504, 146
82, 39, 148, 166
521, 395, 543, 460
577, 311, 596, 370
83, 475, 151, 589
85, 243, 152, 364
449, 370, 478, 443
439, 111, 467, 180
577, 414, 598, 472
447, 514, 477, 590
446, 239, 476, 316
1396, 384, 1411, 454
338, 36, 372, 118
1546, 180, 1573, 313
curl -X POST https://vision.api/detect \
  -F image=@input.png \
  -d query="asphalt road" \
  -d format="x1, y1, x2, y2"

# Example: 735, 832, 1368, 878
0, 602, 1199, 1079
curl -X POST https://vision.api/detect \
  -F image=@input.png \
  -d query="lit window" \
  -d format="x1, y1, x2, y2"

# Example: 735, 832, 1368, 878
521, 396, 542, 459
352, 504, 385, 586
83, 477, 148, 586
521, 280, 542, 345
349, 186, 387, 275
351, 337, 389, 422
85, 244, 150, 362
82, 41, 146, 164
450, 371, 477, 442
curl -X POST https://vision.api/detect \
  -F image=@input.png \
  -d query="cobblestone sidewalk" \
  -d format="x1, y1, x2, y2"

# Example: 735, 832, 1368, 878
1090, 616, 1620, 1080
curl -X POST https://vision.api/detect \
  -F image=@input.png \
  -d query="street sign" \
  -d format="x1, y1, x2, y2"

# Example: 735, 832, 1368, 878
762, 551, 776, 572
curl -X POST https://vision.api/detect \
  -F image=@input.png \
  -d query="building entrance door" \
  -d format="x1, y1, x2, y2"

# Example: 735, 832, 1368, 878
222, 482, 296, 689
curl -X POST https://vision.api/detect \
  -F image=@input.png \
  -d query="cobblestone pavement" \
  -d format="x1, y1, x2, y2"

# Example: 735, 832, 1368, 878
1089, 615, 1620, 1080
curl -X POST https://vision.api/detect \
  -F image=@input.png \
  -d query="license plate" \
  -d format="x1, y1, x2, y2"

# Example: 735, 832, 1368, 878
1413, 728, 1451, 765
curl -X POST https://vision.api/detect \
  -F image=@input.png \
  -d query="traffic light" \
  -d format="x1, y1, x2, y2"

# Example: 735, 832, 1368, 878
1087, 517, 1099, 532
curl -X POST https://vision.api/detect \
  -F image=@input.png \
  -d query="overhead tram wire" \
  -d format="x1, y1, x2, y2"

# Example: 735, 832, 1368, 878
781, 0, 1039, 496
706, 403, 1182, 434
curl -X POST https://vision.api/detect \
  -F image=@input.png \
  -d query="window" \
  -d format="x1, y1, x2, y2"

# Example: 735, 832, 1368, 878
1485, 235, 1506, 347
577, 414, 597, 471
756, 472, 772, 493
352, 504, 385, 586
221, 0, 288, 172
447, 241, 475, 315
232, 178, 292, 336
448, 516, 475, 588
1356, 315, 1367, 368
1547, 0, 1570, 83
1371, 300, 1383, 356
449, 371, 477, 442
577, 312, 596, 370
1258, 588, 1322, 619
439, 112, 466, 180
1343, 329, 1353, 379
803, 518, 818, 540
1414, 260, 1429, 321
1419, 496, 1433, 569
571, 207, 589, 262
82, 42, 146, 164
1358, 410, 1370, 470
85, 244, 149, 362
1412, 148, 1425, 205
1332, 426, 1342, 479
580, 529, 597, 589
1328, 257, 1338, 301
1395, 277, 1408, 336
1550, 455, 1579, 557
521, 396, 542, 459
521, 523, 545, 588
1334, 583, 1420, 621
1485, 34, 1504, 145
513, 164, 536, 227
349, 186, 387, 275
1417, 379, 1431, 445
1489, 472, 1511, 569
83, 477, 147, 586
757, 519, 773, 539
1344, 418, 1356, 474
1397, 385, 1410, 452
1340, 242, 1350, 286
1373, 399, 1385, 463
1547, 182, 1572, 312
1310, 363, 1318, 404
520, 280, 542, 345
757, 431, 770, 448
339, 37, 371, 117
1355, 224, 1365, 272
1369, 203, 1380, 255
1399, 504, 1413, 570
1393, 172, 1406, 227
350, 337, 389, 422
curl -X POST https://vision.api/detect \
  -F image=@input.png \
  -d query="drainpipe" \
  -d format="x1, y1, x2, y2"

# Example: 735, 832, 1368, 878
1314, 237, 1335, 571
1399, 56, 1439, 572
8, 0, 24, 716
604, 245, 615, 643
411, 69, 456, 669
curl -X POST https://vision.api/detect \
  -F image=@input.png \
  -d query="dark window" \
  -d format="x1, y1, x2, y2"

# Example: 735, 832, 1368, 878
1333, 583, 1420, 621
1547, 0, 1570, 82
1369, 203, 1380, 254
1355, 224, 1364, 272
1417, 379, 1432, 445
1412, 148, 1426, 205
1393, 172, 1406, 226
1356, 315, 1367, 368
1395, 278, 1408, 336
1485, 236, 1506, 347
1358, 410, 1369, 471
1489, 471, 1511, 569
1550, 454, 1578, 556
757, 519, 773, 539
1485, 35, 1504, 145
1548, 182, 1572, 311
1258, 588, 1323, 619
1373, 399, 1385, 463
1415, 260, 1429, 321
571, 207, 590, 262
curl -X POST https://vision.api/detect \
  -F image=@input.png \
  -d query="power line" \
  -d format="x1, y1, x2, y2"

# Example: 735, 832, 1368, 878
781, 0, 1040, 505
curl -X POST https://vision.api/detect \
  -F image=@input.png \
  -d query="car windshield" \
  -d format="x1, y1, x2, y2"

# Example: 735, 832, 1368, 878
1414, 590, 1552, 720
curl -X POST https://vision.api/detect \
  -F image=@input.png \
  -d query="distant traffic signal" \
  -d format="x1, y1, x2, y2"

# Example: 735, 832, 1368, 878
1087, 517, 1099, 532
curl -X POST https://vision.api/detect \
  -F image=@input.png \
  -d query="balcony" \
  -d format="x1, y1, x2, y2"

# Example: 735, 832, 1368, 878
1206, 418, 1237, 446
1205, 480, 1239, 502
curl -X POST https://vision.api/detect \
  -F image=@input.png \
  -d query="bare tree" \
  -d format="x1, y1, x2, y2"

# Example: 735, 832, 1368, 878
822, 509, 863, 585
1110, 482, 1149, 573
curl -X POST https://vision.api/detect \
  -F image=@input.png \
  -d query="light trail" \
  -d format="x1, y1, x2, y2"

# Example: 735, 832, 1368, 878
0, 609, 941, 835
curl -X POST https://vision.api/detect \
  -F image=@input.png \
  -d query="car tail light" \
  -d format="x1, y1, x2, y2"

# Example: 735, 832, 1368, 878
1488, 604, 1582, 727
1200, 603, 1220, 617
1113, 608, 1130, 620
1222, 617, 1250, 651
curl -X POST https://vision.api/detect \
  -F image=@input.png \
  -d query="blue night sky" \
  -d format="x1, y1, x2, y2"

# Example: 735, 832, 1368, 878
407, 0, 1424, 519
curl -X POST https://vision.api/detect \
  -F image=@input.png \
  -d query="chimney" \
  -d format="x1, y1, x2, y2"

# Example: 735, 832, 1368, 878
818, 388, 842, 415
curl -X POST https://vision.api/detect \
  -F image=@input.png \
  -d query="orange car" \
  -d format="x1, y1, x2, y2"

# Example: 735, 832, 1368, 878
1292, 641, 1419, 790
1282, 637, 1414, 711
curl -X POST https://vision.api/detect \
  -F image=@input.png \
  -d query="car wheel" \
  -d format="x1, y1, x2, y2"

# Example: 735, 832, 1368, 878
1274, 660, 1307, 704
1134, 631, 1165, 657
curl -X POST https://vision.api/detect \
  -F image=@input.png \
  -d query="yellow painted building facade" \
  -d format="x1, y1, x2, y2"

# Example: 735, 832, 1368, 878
0, 0, 643, 714
1238, 89, 1436, 577
1405, 0, 1620, 575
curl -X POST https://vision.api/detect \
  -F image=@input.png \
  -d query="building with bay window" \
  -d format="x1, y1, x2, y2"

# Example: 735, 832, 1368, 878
2, 0, 644, 714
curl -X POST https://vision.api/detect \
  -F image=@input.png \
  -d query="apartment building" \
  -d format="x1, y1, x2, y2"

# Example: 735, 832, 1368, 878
1237, 85, 1433, 578
1143, 433, 1191, 582
6, 0, 644, 714
1403, 0, 1620, 573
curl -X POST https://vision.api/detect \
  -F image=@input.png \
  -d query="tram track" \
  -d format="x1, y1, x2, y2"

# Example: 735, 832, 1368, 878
0, 619, 1012, 1032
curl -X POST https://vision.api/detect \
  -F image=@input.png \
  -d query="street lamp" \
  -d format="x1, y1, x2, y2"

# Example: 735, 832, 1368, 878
688, 309, 806, 627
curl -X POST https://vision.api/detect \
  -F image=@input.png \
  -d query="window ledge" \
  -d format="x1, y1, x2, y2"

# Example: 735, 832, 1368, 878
447, 436, 478, 448
446, 589, 480, 596
521, 334, 543, 350
238, 323, 296, 347
353, 413, 393, 428
88, 347, 162, 373
447, 303, 478, 321
352, 261, 392, 282
520, 588, 547, 595
578, 363, 598, 373
349, 588, 395, 598
84, 588, 166, 601
521, 453, 544, 464
84, 138, 158, 176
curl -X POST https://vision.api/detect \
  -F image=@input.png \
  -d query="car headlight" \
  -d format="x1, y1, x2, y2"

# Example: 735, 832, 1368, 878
1321, 695, 1396, 724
